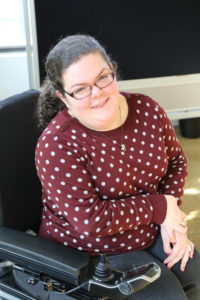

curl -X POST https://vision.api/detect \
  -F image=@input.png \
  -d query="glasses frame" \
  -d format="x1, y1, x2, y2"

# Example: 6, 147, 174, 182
62, 72, 115, 100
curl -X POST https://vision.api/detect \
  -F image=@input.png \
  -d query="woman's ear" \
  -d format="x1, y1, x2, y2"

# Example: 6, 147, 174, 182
56, 90, 70, 108
56, 90, 66, 103
56, 90, 73, 117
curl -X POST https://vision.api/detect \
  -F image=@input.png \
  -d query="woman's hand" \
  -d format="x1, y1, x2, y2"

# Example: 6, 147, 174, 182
161, 195, 188, 241
163, 230, 194, 271
160, 226, 173, 255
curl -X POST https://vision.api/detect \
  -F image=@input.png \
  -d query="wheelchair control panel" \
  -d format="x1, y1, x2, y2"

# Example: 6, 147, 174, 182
0, 253, 161, 300
88, 254, 161, 299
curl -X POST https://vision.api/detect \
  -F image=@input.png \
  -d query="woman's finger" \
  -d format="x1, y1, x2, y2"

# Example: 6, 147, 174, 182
180, 249, 190, 271
161, 228, 173, 254
188, 241, 194, 259
174, 224, 188, 234
166, 247, 186, 269
163, 243, 183, 265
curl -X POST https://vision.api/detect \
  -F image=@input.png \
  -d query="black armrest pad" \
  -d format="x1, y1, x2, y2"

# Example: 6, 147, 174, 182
0, 227, 89, 285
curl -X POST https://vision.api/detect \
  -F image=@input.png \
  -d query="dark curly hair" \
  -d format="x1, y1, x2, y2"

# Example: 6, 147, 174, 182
36, 34, 118, 130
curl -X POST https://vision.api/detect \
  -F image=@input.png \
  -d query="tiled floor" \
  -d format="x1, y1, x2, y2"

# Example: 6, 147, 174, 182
175, 126, 200, 251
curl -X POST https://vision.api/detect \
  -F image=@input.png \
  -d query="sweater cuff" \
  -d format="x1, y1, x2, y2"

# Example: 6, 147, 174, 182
151, 194, 167, 225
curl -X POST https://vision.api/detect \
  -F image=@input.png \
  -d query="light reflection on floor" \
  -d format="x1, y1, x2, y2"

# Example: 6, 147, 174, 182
184, 188, 200, 195
175, 126, 200, 251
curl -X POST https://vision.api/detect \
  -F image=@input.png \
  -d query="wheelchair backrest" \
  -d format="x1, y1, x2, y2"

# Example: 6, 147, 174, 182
0, 89, 42, 232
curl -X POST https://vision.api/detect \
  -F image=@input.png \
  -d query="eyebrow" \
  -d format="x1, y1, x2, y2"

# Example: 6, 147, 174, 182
70, 67, 110, 89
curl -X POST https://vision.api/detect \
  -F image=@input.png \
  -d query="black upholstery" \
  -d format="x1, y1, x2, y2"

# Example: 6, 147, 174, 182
0, 90, 90, 287
0, 89, 42, 232
0, 90, 95, 298
0, 226, 89, 285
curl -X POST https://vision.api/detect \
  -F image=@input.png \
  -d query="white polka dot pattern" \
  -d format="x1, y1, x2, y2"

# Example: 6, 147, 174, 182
35, 93, 187, 256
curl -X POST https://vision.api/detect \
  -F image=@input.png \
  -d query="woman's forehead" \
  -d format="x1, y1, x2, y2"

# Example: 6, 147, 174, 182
62, 53, 109, 86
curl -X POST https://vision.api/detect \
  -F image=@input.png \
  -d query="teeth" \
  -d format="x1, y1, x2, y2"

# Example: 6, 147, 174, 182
93, 100, 106, 108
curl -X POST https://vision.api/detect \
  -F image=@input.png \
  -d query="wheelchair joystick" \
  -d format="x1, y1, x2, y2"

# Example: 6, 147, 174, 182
94, 254, 113, 281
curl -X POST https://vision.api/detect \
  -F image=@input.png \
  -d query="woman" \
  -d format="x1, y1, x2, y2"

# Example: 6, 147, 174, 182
35, 34, 200, 299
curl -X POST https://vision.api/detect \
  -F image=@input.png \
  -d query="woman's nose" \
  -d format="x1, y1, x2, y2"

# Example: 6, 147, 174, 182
90, 84, 102, 98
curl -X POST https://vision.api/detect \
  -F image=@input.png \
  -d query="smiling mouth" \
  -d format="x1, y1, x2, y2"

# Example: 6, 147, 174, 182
91, 98, 109, 109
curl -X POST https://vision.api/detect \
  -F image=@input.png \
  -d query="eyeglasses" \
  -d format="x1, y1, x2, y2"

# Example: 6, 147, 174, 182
63, 72, 115, 100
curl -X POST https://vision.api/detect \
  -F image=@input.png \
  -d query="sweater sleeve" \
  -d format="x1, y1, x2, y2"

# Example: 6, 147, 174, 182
36, 133, 167, 238
155, 101, 188, 206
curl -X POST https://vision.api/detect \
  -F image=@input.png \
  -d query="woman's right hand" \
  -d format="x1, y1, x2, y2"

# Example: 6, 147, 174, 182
161, 195, 187, 241
163, 230, 194, 271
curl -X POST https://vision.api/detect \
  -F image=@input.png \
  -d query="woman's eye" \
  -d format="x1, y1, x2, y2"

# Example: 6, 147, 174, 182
99, 74, 108, 81
74, 87, 86, 94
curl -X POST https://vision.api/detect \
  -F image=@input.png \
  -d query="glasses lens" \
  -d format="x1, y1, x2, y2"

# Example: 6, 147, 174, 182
96, 73, 114, 88
73, 86, 91, 99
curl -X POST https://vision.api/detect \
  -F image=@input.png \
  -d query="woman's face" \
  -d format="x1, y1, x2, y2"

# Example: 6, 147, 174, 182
58, 52, 122, 131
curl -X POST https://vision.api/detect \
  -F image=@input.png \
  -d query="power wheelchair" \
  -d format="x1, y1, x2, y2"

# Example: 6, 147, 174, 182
0, 90, 160, 299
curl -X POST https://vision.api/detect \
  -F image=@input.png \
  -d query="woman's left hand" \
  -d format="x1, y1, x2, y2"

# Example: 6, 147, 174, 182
162, 230, 194, 271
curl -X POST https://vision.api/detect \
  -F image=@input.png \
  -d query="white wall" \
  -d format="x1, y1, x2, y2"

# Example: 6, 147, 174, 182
118, 74, 200, 121
0, 51, 29, 99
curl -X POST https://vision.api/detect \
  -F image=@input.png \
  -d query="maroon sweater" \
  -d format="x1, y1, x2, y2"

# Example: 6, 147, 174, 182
35, 92, 187, 256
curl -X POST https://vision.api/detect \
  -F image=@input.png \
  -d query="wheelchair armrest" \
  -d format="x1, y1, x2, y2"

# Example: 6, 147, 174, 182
0, 227, 89, 285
